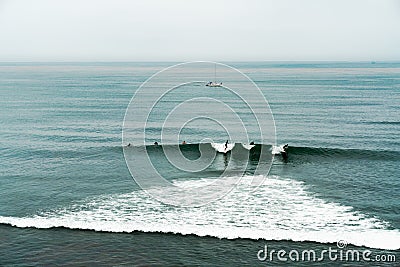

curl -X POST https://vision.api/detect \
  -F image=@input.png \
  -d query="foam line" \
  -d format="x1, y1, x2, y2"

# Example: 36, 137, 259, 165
1, 175, 399, 250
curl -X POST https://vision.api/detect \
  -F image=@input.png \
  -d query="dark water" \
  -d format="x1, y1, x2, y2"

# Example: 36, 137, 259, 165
0, 62, 399, 266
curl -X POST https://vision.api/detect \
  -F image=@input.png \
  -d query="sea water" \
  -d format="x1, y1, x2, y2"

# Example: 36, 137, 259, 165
0, 62, 399, 266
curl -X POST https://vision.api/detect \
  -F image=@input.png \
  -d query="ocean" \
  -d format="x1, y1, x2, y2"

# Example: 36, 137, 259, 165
0, 62, 399, 266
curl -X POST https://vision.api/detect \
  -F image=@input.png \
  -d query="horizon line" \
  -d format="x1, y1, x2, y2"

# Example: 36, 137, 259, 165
1, 60, 400, 64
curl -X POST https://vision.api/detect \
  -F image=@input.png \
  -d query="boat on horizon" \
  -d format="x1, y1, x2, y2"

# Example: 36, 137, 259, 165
206, 81, 223, 87
206, 64, 222, 87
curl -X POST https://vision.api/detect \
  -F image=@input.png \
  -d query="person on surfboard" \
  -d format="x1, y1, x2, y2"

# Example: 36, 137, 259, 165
281, 144, 289, 161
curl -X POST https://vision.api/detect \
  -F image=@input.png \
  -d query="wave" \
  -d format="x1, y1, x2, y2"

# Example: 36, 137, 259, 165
364, 121, 400, 125
287, 146, 400, 161
6, 142, 399, 163
124, 143, 400, 161
1, 175, 399, 250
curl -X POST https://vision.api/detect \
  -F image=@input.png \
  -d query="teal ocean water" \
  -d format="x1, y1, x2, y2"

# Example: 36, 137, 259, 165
0, 62, 399, 266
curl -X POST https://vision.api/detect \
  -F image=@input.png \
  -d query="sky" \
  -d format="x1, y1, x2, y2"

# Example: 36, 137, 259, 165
0, 0, 399, 61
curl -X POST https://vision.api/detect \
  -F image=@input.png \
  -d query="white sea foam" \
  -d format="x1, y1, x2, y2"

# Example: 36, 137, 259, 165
1, 175, 399, 250
241, 143, 255, 150
211, 142, 235, 153
272, 145, 285, 154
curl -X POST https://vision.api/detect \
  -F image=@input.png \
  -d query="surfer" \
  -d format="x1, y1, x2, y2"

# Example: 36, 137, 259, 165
182, 140, 186, 145
224, 140, 229, 150
127, 143, 131, 147
281, 144, 288, 161
154, 141, 158, 146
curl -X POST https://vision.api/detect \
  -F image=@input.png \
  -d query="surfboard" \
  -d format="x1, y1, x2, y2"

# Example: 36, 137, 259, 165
211, 143, 235, 153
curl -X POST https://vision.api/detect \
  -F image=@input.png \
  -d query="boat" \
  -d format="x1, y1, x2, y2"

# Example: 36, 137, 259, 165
206, 81, 223, 87
206, 64, 222, 87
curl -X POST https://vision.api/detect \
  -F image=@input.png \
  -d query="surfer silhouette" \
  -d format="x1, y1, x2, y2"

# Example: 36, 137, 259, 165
224, 140, 229, 151
281, 144, 288, 161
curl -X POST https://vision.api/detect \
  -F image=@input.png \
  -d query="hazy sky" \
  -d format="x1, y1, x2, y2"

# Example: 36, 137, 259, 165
0, 0, 399, 61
